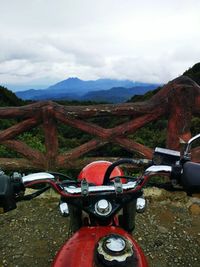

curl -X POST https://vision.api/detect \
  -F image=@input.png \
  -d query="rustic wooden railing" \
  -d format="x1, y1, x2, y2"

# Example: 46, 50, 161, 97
0, 75, 200, 171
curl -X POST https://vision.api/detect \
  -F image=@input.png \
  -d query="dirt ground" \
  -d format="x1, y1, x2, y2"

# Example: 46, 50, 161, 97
0, 193, 200, 267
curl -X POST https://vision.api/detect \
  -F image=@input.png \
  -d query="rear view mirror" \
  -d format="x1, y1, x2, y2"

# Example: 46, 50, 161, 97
0, 174, 16, 213
153, 147, 180, 166
184, 133, 200, 160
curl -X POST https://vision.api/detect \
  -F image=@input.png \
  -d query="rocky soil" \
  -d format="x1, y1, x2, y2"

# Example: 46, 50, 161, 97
0, 188, 200, 267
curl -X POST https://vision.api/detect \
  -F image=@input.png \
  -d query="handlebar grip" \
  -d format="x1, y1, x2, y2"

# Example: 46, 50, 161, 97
0, 175, 16, 213
0, 172, 24, 213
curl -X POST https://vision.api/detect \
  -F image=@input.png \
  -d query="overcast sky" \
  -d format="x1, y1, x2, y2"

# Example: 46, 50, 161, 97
0, 0, 200, 91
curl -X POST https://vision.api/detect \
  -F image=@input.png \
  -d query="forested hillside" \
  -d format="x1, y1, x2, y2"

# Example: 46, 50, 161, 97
0, 85, 25, 106
183, 62, 200, 85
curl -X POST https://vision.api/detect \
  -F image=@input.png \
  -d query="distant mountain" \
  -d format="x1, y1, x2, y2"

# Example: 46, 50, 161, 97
81, 85, 158, 103
16, 88, 80, 101
46, 78, 137, 93
15, 77, 160, 102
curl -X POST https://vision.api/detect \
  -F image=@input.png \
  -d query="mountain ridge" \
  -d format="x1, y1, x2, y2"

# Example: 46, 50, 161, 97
82, 85, 158, 103
15, 77, 160, 102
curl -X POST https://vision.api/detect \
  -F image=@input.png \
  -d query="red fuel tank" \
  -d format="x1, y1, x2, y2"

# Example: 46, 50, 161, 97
52, 226, 148, 267
78, 160, 125, 185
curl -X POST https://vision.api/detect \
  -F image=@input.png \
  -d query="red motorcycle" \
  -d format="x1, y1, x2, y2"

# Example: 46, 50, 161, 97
1, 134, 200, 267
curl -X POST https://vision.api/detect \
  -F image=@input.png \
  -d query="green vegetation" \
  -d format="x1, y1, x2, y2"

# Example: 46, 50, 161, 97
0, 61, 200, 168
127, 87, 161, 102
0, 85, 25, 106
183, 62, 200, 85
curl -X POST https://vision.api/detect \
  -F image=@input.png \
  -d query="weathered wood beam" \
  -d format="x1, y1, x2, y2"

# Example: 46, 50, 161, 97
110, 111, 164, 137
0, 158, 44, 171
0, 100, 162, 119
0, 117, 40, 142
57, 139, 108, 166
2, 140, 45, 165
0, 157, 145, 171
53, 101, 165, 118
113, 137, 153, 159
0, 101, 47, 119
54, 110, 110, 138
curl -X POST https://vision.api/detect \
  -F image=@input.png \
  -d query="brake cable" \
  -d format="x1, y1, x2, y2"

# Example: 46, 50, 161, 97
22, 185, 51, 201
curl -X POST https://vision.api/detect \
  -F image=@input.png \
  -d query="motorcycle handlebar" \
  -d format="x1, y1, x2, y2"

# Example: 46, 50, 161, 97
0, 162, 173, 213
22, 164, 171, 198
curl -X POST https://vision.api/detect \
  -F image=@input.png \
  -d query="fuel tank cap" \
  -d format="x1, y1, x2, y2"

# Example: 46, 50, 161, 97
105, 236, 126, 252
96, 234, 137, 267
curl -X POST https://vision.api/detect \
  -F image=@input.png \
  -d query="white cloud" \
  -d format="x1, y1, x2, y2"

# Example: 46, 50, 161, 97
0, 0, 200, 90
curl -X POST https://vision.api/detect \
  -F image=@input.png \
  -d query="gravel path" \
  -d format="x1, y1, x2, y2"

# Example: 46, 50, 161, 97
0, 195, 200, 267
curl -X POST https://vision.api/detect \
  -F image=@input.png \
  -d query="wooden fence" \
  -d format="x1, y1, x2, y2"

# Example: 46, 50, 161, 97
0, 75, 200, 171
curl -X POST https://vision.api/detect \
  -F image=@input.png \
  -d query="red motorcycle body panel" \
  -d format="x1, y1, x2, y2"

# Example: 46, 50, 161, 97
52, 226, 148, 267
78, 161, 125, 185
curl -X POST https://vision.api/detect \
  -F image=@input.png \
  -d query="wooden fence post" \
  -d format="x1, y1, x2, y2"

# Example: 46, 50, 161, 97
167, 84, 195, 150
42, 103, 58, 170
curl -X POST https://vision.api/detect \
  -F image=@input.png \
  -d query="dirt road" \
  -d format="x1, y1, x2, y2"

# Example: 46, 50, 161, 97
0, 192, 199, 267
